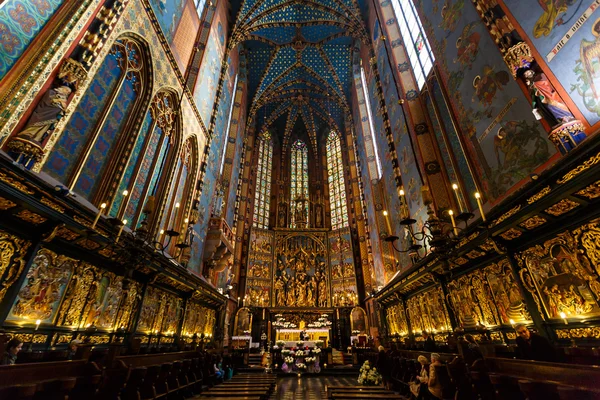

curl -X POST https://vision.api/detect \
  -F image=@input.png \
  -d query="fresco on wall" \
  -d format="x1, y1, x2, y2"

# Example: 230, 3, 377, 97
0, 0, 64, 80
225, 104, 245, 227
194, 19, 226, 125
7, 249, 74, 324
148, 0, 186, 43
415, 0, 556, 203
503, 0, 600, 125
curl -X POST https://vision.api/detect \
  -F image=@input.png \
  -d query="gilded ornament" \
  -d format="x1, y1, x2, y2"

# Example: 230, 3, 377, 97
526, 186, 551, 205
466, 249, 486, 259
575, 180, 600, 199
33, 334, 47, 344
519, 215, 547, 230
54, 226, 80, 241
499, 228, 522, 240
492, 205, 521, 226
544, 198, 580, 216
454, 257, 469, 265
556, 327, 600, 339
0, 231, 31, 304
0, 197, 17, 210
41, 197, 65, 213
504, 42, 533, 77
53, 334, 72, 345
557, 152, 600, 184
15, 210, 47, 225
506, 332, 517, 340
0, 171, 35, 195
78, 239, 101, 250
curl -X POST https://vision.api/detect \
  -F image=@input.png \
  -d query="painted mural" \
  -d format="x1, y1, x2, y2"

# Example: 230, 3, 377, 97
225, 97, 245, 227
148, 0, 187, 44
193, 18, 226, 125
503, 0, 600, 125
0, 0, 64, 80
7, 249, 74, 324
415, 0, 556, 203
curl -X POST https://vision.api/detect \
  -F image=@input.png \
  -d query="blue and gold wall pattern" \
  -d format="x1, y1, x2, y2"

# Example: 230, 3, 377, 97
0, 0, 65, 80
502, 0, 600, 126
148, 0, 186, 44
414, 0, 555, 203
43, 38, 147, 201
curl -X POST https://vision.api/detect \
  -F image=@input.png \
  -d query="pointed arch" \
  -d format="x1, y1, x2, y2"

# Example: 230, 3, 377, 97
43, 35, 153, 202
326, 130, 348, 229
252, 130, 273, 229
290, 139, 308, 228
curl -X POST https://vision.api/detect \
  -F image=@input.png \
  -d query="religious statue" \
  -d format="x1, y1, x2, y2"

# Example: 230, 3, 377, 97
520, 67, 574, 127
278, 202, 287, 227
318, 278, 327, 307
306, 277, 316, 307
275, 275, 286, 306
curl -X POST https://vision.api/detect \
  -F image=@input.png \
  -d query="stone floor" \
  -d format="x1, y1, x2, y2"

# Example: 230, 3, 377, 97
268, 375, 358, 399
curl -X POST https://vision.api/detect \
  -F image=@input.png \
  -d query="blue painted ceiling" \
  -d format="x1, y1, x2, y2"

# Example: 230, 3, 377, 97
230, 0, 370, 144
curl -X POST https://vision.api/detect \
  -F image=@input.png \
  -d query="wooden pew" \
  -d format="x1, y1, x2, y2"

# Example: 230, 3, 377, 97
484, 357, 600, 394
0, 360, 102, 399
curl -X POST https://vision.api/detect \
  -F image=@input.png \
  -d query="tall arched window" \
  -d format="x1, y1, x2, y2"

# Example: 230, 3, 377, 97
326, 131, 348, 230
109, 91, 178, 229
44, 37, 149, 201
253, 131, 273, 229
290, 139, 308, 228
158, 137, 197, 253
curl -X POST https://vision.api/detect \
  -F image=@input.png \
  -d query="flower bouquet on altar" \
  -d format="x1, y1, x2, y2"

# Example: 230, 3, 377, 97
295, 350, 305, 357
276, 340, 286, 347
296, 362, 307, 372
296, 341, 304, 347
282, 349, 291, 355
282, 356, 295, 373
315, 340, 324, 348
312, 347, 322, 355
357, 361, 382, 386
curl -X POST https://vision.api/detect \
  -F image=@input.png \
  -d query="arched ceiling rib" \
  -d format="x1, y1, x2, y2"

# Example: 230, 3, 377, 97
231, 0, 368, 141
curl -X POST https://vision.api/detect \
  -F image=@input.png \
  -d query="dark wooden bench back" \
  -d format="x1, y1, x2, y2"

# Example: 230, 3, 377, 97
485, 357, 600, 393
115, 351, 200, 368
397, 349, 458, 363
0, 360, 98, 387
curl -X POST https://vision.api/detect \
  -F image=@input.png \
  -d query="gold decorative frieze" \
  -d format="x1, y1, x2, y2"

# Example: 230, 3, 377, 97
15, 210, 47, 225
454, 257, 469, 265
0, 171, 35, 194
55, 226, 80, 241
53, 333, 72, 345
40, 197, 65, 213
0, 231, 32, 304
466, 249, 486, 259
527, 186, 551, 205
557, 152, 600, 184
0, 197, 17, 210
575, 180, 600, 200
506, 332, 517, 340
87, 335, 111, 344
544, 199, 580, 216
519, 216, 548, 230
500, 228, 522, 240
78, 238, 100, 250
493, 205, 521, 226
556, 327, 600, 339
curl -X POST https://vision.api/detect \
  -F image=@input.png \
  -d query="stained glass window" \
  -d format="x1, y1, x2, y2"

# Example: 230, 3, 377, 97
326, 131, 348, 230
290, 139, 309, 228
360, 66, 383, 179
253, 131, 273, 229
390, 0, 434, 89
195, 0, 207, 18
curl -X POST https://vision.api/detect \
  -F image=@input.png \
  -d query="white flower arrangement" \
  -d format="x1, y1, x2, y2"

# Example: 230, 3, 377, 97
315, 340, 324, 347
296, 341, 304, 347
273, 345, 279, 350
357, 361, 382, 386
285, 356, 294, 363
296, 363, 307, 369
295, 350, 305, 356
305, 356, 316, 364
312, 347, 322, 354
282, 349, 291, 355
276, 340, 286, 347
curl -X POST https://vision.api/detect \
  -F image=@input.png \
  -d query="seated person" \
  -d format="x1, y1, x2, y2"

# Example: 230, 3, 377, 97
68, 339, 82, 360
428, 353, 443, 399
423, 331, 436, 352
214, 356, 224, 381
410, 355, 429, 398
462, 334, 484, 366
514, 324, 557, 362
1, 338, 23, 365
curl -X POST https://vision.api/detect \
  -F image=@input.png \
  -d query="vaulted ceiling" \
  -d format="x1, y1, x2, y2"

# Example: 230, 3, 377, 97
229, 0, 370, 146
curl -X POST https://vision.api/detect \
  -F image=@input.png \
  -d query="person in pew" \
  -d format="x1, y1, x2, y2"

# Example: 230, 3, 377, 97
514, 324, 557, 362
427, 353, 443, 399
214, 355, 225, 382
462, 334, 484, 367
409, 355, 430, 399
67, 339, 81, 360
423, 331, 436, 352
1, 338, 23, 365
376, 345, 390, 389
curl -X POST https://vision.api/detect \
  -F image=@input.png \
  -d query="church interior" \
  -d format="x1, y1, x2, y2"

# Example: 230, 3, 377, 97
1, 0, 600, 398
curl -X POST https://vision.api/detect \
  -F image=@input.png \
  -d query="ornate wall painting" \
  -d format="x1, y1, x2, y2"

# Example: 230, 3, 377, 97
233, 307, 252, 336
81, 275, 124, 330
7, 248, 73, 325
406, 285, 452, 334
415, 0, 556, 204
329, 228, 357, 306
182, 301, 216, 337
350, 307, 369, 334
0, 0, 65, 80
246, 228, 274, 307
517, 223, 600, 320
386, 303, 409, 336
272, 232, 329, 308
148, 0, 187, 44
502, 0, 600, 125
483, 259, 531, 324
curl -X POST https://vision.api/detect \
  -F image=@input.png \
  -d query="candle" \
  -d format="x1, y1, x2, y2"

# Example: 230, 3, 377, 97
116, 219, 127, 243
122, 189, 129, 197
143, 196, 155, 214
560, 312, 568, 325
399, 189, 408, 219
383, 210, 393, 235
35, 319, 41, 331
474, 192, 486, 222
448, 210, 458, 236
92, 203, 107, 229
452, 184, 466, 213
237, 297, 240, 307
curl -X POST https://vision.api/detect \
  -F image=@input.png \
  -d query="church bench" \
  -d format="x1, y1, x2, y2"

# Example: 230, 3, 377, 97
198, 397, 262, 400
330, 393, 404, 399
115, 351, 200, 368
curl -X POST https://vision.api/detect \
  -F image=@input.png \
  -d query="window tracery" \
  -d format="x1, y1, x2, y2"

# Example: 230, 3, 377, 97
290, 139, 309, 228
253, 131, 273, 229
326, 131, 348, 230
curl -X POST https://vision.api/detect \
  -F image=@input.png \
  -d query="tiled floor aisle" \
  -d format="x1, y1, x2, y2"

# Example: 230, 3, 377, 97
269, 375, 358, 400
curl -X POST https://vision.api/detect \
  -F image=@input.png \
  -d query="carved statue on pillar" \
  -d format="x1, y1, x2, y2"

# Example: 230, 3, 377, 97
7, 58, 86, 166
278, 201, 287, 228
